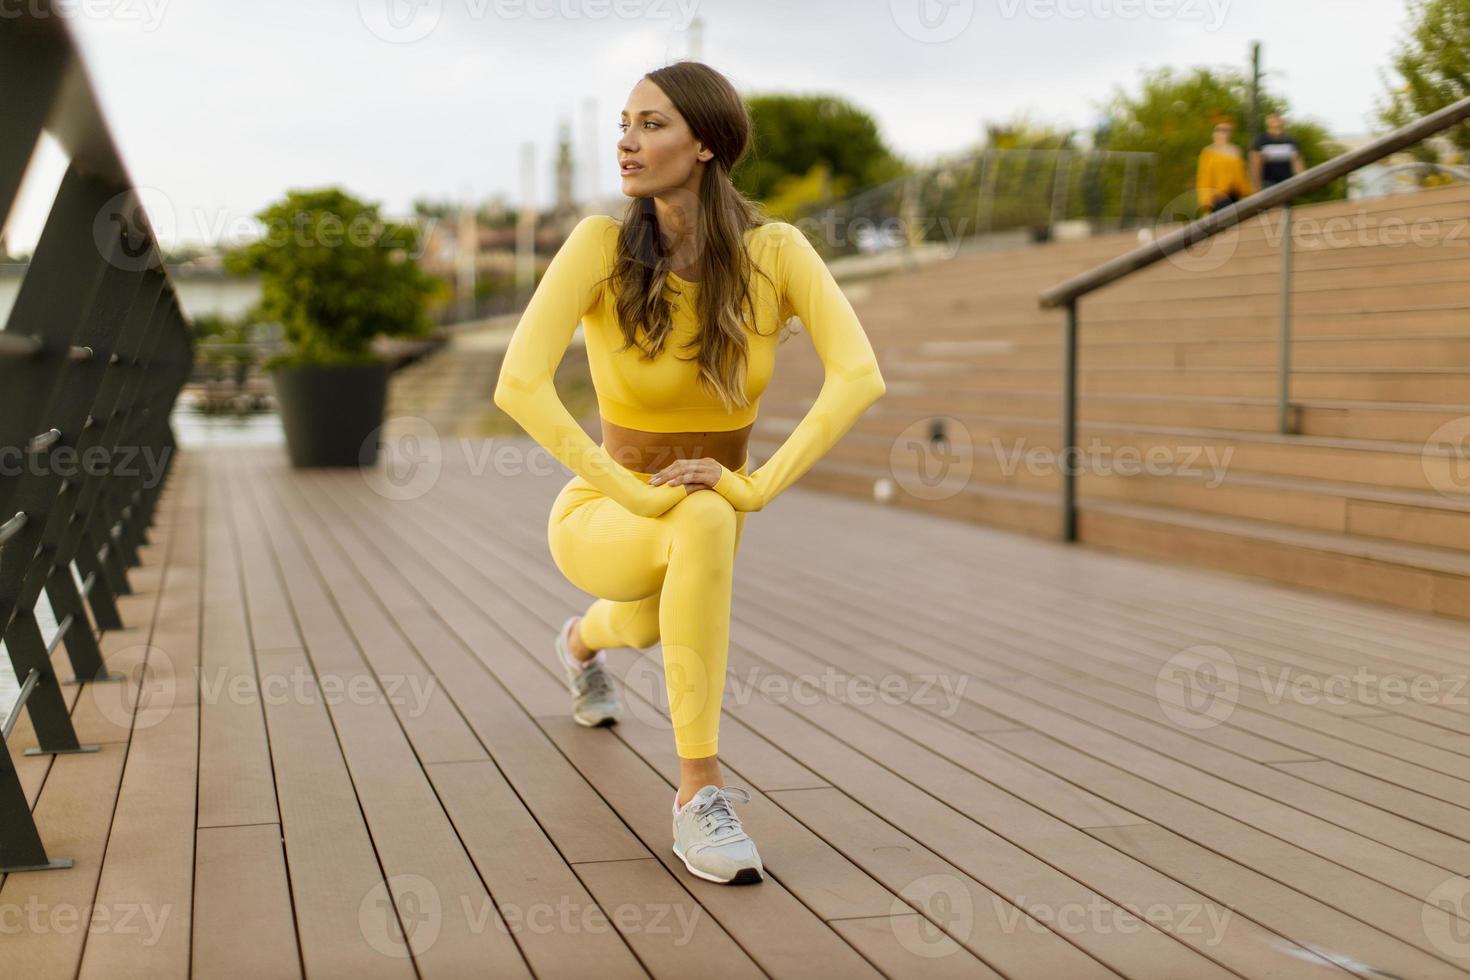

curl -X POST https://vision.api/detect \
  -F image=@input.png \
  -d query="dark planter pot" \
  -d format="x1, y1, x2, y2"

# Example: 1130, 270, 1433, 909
270, 360, 389, 467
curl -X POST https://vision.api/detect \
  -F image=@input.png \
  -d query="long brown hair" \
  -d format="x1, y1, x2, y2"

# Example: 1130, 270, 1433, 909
606, 61, 792, 414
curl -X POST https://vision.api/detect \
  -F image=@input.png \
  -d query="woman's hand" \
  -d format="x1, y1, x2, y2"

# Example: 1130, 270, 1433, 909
647, 457, 722, 493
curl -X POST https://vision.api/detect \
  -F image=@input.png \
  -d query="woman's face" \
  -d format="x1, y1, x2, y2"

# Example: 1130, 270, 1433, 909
618, 78, 711, 197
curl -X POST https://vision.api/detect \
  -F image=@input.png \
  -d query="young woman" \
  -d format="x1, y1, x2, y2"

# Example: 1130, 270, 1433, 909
1195, 120, 1253, 215
492, 61, 886, 885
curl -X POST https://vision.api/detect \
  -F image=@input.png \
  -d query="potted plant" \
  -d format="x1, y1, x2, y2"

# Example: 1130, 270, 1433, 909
224, 187, 437, 467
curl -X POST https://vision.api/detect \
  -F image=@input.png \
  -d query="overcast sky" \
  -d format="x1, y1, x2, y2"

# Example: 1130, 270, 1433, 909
6, 0, 1413, 250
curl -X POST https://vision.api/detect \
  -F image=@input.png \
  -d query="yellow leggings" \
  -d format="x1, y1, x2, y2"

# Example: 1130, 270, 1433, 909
546, 453, 750, 759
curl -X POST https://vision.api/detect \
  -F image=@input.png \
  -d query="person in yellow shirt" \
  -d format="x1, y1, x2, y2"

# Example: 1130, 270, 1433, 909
493, 62, 885, 885
1196, 121, 1254, 214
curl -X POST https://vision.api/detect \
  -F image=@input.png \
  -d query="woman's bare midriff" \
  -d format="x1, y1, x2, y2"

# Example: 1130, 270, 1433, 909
601, 417, 753, 475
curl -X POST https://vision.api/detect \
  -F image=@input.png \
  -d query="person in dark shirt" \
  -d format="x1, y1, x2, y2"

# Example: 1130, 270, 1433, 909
1251, 114, 1305, 191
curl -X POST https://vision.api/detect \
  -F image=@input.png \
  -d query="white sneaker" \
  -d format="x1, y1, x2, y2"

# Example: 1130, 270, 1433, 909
672, 785, 764, 884
556, 615, 621, 727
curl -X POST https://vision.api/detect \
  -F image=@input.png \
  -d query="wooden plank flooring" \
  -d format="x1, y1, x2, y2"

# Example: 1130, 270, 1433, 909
6, 440, 1470, 978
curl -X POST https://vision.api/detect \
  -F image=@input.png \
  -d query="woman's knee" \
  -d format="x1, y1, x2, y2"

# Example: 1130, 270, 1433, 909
667, 488, 738, 538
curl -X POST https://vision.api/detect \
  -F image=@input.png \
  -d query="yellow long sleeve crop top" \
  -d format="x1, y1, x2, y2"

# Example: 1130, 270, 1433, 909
492, 214, 887, 519
1196, 146, 1252, 211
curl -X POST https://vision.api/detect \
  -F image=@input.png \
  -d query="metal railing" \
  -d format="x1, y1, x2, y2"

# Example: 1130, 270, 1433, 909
1037, 96, 1470, 543
1, 4, 193, 871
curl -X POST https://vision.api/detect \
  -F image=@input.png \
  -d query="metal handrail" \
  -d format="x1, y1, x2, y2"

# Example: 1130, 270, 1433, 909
1040, 95, 1470, 309
0, 0, 190, 875
1035, 94, 1470, 543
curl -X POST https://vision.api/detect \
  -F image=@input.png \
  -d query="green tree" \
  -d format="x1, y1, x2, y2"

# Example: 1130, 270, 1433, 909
223, 188, 437, 368
983, 115, 1077, 150
1379, 0, 1470, 163
1098, 66, 1343, 214
735, 93, 908, 205
190, 311, 255, 383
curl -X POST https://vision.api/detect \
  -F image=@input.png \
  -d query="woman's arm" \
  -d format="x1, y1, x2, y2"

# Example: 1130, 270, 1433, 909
709, 223, 886, 512
493, 215, 689, 519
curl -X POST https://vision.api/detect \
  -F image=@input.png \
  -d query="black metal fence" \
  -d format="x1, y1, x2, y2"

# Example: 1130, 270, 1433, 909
1, 4, 193, 871
792, 147, 1160, 260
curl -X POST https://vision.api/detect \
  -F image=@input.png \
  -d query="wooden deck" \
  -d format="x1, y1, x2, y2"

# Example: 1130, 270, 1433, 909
6, 440, 1470, 979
